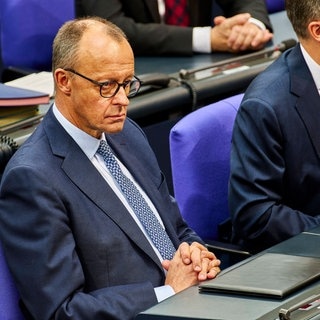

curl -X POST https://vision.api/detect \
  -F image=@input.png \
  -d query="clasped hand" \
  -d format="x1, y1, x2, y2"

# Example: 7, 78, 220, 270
211, 13, 273, 52
162, 242, 221, 293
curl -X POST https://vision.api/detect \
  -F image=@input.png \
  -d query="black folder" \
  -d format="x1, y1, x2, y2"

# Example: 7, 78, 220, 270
199, 253, 320, 298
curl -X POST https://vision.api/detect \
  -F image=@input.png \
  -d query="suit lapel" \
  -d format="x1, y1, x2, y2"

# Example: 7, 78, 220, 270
107, 133, 181, 248
45, 111, 164, 270
144, 0, 161, 22
295, 90, 320, 159
289, 46, 320, 159
188, 0, 199, 26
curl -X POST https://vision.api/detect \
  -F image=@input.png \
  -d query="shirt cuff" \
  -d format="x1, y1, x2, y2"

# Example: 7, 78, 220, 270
192, 26, 212, 53
155, 285, 175, 302
248, 17, 266, 30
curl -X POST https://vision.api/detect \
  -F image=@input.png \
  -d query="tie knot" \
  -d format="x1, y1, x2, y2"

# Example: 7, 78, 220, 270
97, 140, 111, 157
97, 140, 119, 172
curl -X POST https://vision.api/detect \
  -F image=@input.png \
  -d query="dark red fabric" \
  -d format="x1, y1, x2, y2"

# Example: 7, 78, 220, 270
165, 0, 190, 26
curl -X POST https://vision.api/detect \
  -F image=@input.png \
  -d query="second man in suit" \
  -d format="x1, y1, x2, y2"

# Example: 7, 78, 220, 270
75, 0, 273, 55
229, 0, 320, 253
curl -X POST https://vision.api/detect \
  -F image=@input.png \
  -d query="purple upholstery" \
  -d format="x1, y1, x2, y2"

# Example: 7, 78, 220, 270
265, 0, 285, 13
169, 94, 243, 241
0, 242, 24, 319
0, 0, 75, 70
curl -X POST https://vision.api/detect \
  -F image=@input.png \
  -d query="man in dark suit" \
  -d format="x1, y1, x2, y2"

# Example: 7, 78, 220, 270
229, 0, 320, 254
75, 0, 273, 55
0, 17, 220, 319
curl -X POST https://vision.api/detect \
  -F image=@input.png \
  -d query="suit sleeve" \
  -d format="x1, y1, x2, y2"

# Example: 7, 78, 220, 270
216, 0, 273, 31
229, 98, 320, 252
75, 0, 193, 56
0, 166, 158, 320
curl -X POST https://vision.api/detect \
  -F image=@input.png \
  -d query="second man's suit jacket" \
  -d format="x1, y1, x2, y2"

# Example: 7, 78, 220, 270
0, 108, 203, 320
229, 44, 320, 253
75, 0, 272, 55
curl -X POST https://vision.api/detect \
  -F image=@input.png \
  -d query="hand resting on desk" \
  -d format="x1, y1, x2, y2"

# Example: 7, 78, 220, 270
162, 242, 221, 293
211, 13, 273, 52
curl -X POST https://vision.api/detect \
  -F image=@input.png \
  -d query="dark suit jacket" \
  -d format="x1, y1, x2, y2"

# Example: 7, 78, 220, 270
229, 44, 320, 253
75, 0, 272, 55
0, 108, 202, 320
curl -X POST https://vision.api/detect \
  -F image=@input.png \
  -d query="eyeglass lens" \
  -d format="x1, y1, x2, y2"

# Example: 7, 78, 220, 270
100, 78, 140, 98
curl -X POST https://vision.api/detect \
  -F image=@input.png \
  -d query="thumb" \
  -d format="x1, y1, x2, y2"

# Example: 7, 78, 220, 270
162, 259, 171, 271
226, 13, 251, 28
213, 15, 226, 26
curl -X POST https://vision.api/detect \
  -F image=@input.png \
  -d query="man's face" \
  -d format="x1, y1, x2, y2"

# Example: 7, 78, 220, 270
62, 28, 135, 138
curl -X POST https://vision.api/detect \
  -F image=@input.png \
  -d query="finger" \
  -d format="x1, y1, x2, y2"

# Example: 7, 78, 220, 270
205, 258, 221, 278
213, 15, 226, 26
198, 258, 210, 281
161, 259, 171, 271
224, 13, 251, 29
228, 25, 246, 51
190, 242, 208, 252
210, 258, 221, 268
251, 30, 273, 48
229, 24, 262, 51
240, 33, 257, 51
207, 266, 221, 279
249, 31, 264, 48
190, 242, 212, 270
190, 246, 202, 272
178, 242, 192, 265
201, 250, 216, 260
241, 24, 266, 49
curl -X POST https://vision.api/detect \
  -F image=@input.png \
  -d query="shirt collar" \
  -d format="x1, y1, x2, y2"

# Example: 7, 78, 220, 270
300, 43, 320, 94
52, 103, 101, 160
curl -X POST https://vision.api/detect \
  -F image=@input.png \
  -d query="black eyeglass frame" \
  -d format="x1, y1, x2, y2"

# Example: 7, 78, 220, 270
64, 68, 141, 98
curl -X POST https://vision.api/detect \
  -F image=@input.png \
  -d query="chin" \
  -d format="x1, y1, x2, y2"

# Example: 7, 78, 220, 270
105, 124, 125, 134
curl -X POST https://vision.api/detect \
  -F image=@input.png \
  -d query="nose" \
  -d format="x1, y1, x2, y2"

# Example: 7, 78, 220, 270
112, 86, 130, 105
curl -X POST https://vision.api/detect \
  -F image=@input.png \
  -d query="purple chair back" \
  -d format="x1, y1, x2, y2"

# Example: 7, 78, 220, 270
170, 94, 243, 241
0, 0, 75, 71
0, 242, 24, 319
265, 0, 285, 13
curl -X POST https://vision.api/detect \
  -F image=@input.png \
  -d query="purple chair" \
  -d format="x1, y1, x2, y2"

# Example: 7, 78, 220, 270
170, 94, 251, 267
265, 0, 285, 13
169, 94, 251, 268
0, 242, 24, 319
0, 0, 75, 80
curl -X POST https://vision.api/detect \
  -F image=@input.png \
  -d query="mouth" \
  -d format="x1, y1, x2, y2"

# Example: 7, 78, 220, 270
109, 113, 126, 121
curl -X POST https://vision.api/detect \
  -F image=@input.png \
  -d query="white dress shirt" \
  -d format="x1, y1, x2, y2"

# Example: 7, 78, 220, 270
300, 43, 320, 95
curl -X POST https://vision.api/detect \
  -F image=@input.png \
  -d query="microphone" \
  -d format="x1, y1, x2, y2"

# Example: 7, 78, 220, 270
274, 38, 297, 52
138, 72, 171, 88
179, 38, 297, 80
135, 72, 173, 96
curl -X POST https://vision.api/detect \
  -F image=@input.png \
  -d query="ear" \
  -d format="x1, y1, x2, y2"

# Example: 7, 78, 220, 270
54, 68, 72, 95
308, 21, 320, 42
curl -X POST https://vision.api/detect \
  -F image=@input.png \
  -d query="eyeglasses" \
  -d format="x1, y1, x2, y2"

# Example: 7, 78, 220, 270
64, 68, 141, 98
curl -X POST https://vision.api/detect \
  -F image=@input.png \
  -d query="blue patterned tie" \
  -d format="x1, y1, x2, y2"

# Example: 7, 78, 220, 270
97, 140, 176, 260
